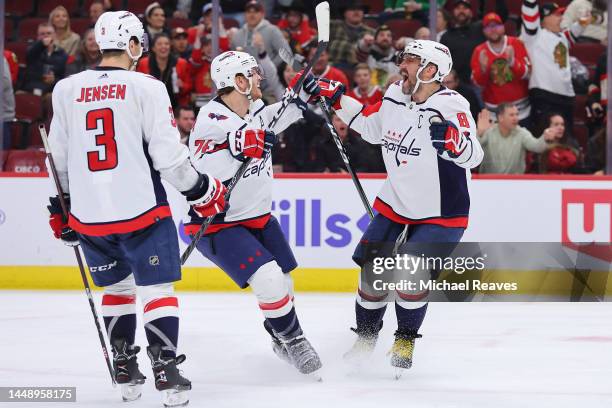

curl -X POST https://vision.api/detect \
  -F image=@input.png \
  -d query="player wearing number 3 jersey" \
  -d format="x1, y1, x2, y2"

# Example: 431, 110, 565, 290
318, 40, 483, 375
46, 11, 225, 407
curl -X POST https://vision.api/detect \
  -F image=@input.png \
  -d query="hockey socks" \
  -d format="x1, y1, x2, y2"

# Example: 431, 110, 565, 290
395, 301, 427, 335
141, 283, 180, 359
102, 294, 137, 345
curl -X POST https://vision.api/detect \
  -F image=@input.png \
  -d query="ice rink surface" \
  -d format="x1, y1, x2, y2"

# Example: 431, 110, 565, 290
1, 291, 612, 408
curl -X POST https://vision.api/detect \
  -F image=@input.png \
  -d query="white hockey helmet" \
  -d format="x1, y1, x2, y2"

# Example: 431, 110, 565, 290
399, 40, 453, 93
211, 51, 262, 96
94, 11, 148, 61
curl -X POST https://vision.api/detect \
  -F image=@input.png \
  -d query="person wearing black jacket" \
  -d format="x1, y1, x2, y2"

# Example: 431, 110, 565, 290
23, 23, 68, 94
441, 0, 508, 86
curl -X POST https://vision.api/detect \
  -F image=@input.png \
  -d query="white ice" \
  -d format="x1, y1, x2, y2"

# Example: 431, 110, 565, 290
1, 291, 612, 408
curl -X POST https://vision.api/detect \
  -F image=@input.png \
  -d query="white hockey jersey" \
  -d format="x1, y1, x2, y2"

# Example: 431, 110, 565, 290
49, 67, 193, 235
186, 95, 302, 234
337, 82, 483, 228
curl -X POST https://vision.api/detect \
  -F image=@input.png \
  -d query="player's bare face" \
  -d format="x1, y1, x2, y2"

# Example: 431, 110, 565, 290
249, 71, 263, 100
399, 54, 420, 95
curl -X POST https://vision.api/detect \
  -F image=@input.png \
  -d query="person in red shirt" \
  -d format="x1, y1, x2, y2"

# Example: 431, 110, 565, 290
307, 44, 349, 88
136, 33, 193, 107
471, 12, 531, 125
3, 50, 18, 86
189, 29, 214, 108
186, 3, 230, 52
346, 63, 383, 106
276, 1, 316, 55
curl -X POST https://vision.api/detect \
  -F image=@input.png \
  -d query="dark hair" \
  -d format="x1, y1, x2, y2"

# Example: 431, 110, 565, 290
175, 105, 194, 117
151, 33, 170, 49
277, 62, 289, 87
537, 112, 569, 142
497, 102, 517, 116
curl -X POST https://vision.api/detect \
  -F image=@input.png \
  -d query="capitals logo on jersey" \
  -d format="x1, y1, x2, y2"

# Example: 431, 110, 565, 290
208, 112, 228, 121
382, 128, 421, 166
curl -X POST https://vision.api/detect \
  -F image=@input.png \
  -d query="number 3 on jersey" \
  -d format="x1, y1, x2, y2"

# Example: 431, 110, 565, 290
86, 108, 117, 171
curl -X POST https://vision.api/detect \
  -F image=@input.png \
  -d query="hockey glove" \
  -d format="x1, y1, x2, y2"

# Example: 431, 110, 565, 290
430, 119, 467, 159
317, 78, 345, 110
185, 174, 228, 218
47, 195, 79, 247
228, 129, 276, 161
286, 70, 320, 111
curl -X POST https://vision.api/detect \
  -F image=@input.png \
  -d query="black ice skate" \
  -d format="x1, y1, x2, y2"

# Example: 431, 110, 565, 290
343, 322, 383, 363
389, 330, 422, 379
110, 338, 146, 402
284, 335, 322, 378
263, 320, 290, 363
147, 344, 191, 407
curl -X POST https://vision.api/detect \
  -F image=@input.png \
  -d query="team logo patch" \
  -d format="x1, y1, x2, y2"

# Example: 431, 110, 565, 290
149, 256, 160, 266
208, 112, 228, 121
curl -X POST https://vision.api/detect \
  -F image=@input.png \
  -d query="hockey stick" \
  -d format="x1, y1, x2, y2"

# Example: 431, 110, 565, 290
39, 124, 116, 387
316, 94, 374, 219
278, 51, 374, 219
180, 2, 331, 265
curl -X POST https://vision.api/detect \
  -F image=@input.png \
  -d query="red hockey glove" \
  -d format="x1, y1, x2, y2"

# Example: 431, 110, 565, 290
317, 78, 345, 110
47, 195, 79, 247
429, 119, 467, 159
187, 174, 228, 218
228, 129, 276, 160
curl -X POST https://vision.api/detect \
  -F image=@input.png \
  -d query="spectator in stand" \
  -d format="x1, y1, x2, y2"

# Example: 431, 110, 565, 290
383, 0, 445, 25
277, 1, 317, 55
414, 27, 431, 40
2, 57, 15, 151
137, 33, 192, 108
561, 0, 608, 43
477, 103, 561, 174
250, 31, 285, 102
175, 106, 196, 145
440, 0, 485, 85
471, 13, 531, 125
346, 64, 383, 106
171, 27, 192, 59
437, 8, 451, 41
355, 24, 399, 89
587, 52, 607, 129
88, 0, 106, 29
49, 6, 81, 57
190, 30, 214, 108
143, 2, 170, 43
584, 127, 606, 174
442, 69, 482, 123
537, 113, 582, 173
3, 50, 18, 86
273, 62, 325, 172
231, 0, 291, 67
329, 1, 375, 69
313, 113, 385, 173
23, 23, 68, 95
187, 3, 230, 52
307, 45, 349, 88
521, 1, 588, 130
65, 29, 101, 76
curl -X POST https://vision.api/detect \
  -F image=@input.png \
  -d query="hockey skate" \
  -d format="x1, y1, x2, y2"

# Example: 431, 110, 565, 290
284, 335, 322, 379
343, 323, 383, 364
389, 331, 422, 379
263, 320, 290, 363
147, 344, 191, 407
110, 338, 146, 402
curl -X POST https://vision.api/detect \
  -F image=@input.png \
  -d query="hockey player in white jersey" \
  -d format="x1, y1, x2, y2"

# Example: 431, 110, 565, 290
184, 50, 323, 376
46, 11, 227, 406
317, 40, 483, 371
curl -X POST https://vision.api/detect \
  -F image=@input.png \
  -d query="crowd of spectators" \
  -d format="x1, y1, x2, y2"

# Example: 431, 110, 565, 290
1, 0, 609, 175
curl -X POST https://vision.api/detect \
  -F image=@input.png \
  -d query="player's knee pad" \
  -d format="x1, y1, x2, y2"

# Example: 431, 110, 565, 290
102, 274, 137, 317
104, 274, 137, 296
248, 261, 293, 318
138, 282, 178, 324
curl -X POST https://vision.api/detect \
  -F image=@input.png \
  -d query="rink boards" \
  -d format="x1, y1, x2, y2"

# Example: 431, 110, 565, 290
0, 173, 610, 292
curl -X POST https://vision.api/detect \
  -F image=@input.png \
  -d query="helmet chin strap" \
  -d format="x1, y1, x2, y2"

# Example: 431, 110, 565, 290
126, 46, 142, 71
413, 63, 437, 95
234, 76, 255, 115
